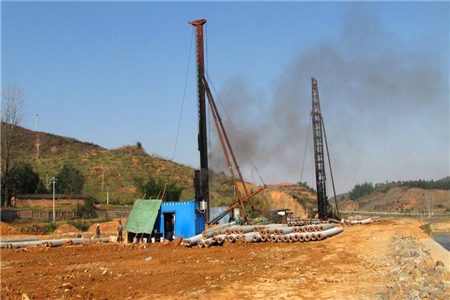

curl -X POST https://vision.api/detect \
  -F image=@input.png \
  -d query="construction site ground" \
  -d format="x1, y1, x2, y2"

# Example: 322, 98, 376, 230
1, 219, 449, 300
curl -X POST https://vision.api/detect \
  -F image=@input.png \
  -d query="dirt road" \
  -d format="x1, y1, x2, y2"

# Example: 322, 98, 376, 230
1, 219, 447, 300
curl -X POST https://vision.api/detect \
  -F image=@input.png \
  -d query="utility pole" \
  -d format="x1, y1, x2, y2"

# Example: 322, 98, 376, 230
102, 170, 104, 192
50, 177, 57, 224
35, 113, 40, 158
189, 19, 210, 222
107, 189, 109, 206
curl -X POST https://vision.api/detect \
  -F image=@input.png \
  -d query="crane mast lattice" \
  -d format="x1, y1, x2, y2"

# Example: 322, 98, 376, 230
311, 77, 329, 220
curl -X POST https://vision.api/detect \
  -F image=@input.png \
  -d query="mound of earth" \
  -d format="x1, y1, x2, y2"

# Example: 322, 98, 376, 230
54, 224, 81, 234
1, 222, 20, 236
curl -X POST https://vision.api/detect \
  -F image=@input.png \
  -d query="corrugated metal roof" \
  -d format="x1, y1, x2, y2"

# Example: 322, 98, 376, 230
124, 199, 162, 234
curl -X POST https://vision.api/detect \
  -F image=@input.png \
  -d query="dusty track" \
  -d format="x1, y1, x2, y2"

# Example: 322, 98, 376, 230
0, 219, 442, 300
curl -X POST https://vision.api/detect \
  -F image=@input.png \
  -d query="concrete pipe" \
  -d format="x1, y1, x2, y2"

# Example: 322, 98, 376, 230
198, 240, 205, 248
310, 233, 317, 241
3, 241, 43, 248
297, 233, 306, 242
265, 223, 288, 228
204, 222, 236, 234
321, 227, 344, 238
313, 226, 320, 232
203, 222, 237, 238
278, 227, 296, 235
360, 218, 373, 225
270, 235, 278, 243
252, 234, 261, 243
227, 235, 236, 243
318, 224, 335, 231
0, 237, 39, 243
186, 232, 206, 246
287, 235, 294, 243
293, 234, 300, 242
203, 238, 214, 248
282, 235, 289, 243
236, 226, 257, 234
302, 233, 311, 242
216, 235, 226, 245
276, 235, 283, 243
316, 232, 325, 241
260, 235, 267, 242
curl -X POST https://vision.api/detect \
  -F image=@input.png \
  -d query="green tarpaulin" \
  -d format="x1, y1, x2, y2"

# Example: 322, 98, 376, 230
124, 199, 162, 234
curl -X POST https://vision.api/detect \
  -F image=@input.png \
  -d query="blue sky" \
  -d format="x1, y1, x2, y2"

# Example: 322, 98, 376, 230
2, 1, 449, 194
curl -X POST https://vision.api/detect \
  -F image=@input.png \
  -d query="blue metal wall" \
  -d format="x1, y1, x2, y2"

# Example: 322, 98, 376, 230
209, 206, 233, 224
157, 201, 205, 239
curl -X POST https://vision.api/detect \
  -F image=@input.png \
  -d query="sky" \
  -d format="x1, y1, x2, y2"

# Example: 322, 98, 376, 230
1, 1, 449, 194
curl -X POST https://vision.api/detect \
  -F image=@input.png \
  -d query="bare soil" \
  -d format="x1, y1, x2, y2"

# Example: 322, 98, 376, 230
1, 219, 446, 300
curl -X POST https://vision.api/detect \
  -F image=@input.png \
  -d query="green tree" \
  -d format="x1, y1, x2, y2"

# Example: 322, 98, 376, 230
55, 164, 84, 195
135, 176, 183, 201
8, 163, 39, 197
349, 182, 374, 200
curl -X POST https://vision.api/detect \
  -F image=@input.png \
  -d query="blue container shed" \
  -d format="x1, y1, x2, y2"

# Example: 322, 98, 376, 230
155, 201, 205, 239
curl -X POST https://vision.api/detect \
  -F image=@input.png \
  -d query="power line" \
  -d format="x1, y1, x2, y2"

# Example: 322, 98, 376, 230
172, 27, 194, 161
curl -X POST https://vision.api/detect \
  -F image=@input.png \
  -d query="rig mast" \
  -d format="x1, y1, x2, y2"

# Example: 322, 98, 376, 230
311, 77, 328, 220
189, 19, 210, 222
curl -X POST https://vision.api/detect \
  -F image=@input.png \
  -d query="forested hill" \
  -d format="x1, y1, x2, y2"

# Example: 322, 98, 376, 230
3, 123, 195, 204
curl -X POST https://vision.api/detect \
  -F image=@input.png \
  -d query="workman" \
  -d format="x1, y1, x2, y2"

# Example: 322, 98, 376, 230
117, 220, 123, 243
96, 224, 101, 238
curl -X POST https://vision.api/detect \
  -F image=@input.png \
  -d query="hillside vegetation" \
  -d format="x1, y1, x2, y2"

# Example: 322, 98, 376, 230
5, 125, 317, 216
7, 125, 195, 204
338, 185, 450, 213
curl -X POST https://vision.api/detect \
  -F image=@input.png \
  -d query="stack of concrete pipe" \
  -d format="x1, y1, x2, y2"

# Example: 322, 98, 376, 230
0, 237, 109, 249
182, 221, 236, 247
189, 222, 344, 248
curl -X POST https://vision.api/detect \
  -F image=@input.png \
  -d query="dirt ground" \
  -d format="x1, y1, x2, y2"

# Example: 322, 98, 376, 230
0, 219, 446, 300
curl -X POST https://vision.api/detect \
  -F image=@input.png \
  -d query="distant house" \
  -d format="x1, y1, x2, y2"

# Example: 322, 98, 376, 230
13, 194, 86, 208
124, 199, 205, 242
